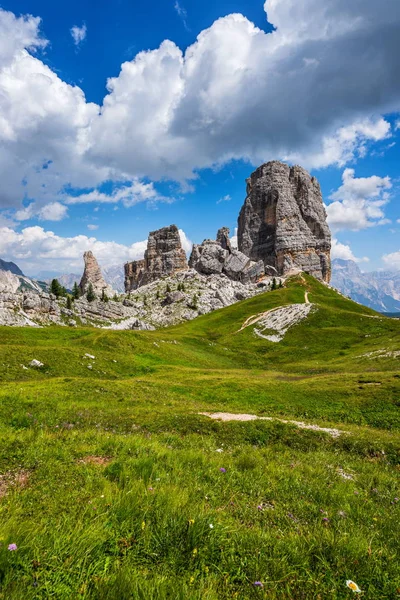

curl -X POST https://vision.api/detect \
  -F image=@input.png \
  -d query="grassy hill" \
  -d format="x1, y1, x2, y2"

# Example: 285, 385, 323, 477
0, 274, 399, 599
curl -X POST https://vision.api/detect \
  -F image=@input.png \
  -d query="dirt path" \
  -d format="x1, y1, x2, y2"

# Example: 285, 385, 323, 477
304, 291, 310, 304
200, 412, 345, 438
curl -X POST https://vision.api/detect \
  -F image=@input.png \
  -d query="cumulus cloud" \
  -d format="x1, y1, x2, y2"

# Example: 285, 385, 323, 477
326, 169, 392, 232
1, 0, 400, 222
0, 225, 193, 274
15, 202, 68, 221
87, 224, 98, 230
70, 24, 87, 46
178, 229, 193, 253
382, 250, 400, 270
331, 238, 369, 263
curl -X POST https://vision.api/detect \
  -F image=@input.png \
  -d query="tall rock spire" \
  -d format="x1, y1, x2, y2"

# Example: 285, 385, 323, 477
79, 251, 113, 297
238, 161, 331, 282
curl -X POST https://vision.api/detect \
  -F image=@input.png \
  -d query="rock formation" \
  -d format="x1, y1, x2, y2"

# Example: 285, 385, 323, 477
238, 161, 331, 282
79, 251, 114, 297
125, 225, 188, 291
189, 227, 265, 284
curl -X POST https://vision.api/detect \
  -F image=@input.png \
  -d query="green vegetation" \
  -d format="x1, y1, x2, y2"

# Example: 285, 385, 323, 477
72, 282, 80, 300
86, 283, 96, 303
0, 275, 399, 599
50, 278, 67, 299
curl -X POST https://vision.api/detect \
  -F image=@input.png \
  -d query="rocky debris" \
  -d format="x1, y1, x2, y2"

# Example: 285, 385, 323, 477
30, 359, 44, 368
238, 161, 331, 282
79, 251, 114, 297
104, 317, 155, 331
125, 225, 188, 291
115, 268, 278, 329
252, 303, 314, 342
0, 270, 20, 293
189, 228, 265, 284
0, 289, 138, 328
200, 412, 345, 438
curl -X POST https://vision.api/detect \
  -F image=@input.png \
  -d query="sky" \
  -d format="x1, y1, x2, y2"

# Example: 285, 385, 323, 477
0, 0, 399, 276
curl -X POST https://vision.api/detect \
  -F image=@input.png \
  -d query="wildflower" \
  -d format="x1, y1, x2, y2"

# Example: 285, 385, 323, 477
209, 524, 214, 529
189, 576, 195, 585
338, 510, 347, 518
192, 548, 198, 556
219, 467, 226, 473
188, 519, 195, 526
8, 543, 17, 551
148, 487, 154, 492
346, 580, 362, 593
216, 448, 223, 453
322, 517, 329, 524
253, 581, 264, 588
141, 521, 146, 530
257, 505, 263, 511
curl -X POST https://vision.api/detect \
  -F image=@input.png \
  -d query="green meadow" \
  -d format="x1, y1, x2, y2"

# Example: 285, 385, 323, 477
0, 274, 399, 599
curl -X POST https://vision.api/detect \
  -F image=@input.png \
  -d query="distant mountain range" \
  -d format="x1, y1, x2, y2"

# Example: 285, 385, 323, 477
44, 265, 125, 293
331, 259, 400, 313
0, 259, 24, 277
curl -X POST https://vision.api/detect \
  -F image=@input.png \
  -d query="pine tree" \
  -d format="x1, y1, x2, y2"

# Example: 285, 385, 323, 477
166, 283, 171, 293
112, 294, 119, 302
271, 278, 277, 291
86, 283, 96, 303
72, 282, 80, 300
101, 289, 109, 303
66, 295, 72, 310
50, 278, 61, 298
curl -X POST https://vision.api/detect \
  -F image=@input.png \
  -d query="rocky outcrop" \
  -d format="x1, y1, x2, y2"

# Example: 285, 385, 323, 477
79, 251, 114, 297
238, 161, 331, 282
125, 225, 188, 291
189, 228, 265, 284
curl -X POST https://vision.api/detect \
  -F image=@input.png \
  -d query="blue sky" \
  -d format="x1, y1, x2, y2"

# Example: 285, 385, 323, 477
0, 0, 399, 275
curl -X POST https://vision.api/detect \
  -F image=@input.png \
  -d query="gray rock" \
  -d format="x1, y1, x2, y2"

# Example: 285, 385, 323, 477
125, 225, 188, 291
238, 161, 331, 282
189, 240, 228, 275
79, 251, 114, 297
162, 291, 186, 305
30, 359, 44, 368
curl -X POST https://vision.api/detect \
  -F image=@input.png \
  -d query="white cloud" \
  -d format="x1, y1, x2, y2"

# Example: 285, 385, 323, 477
1, 1, 400, 222
217, 194, 231, 204
326, 168, 392, 232
382, 250, 400, 270
178, 229, 193, 253
70, 24, 87, 46
174, 1, 189, 31
0, 224, 192, 274
331, 238, 369, 263
65, 180, 172, 207
230, 227, 238, 249
87, 224, 98, 230
15, 202, 68, 221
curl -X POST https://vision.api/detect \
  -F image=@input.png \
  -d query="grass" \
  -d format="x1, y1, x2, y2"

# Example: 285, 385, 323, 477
0, 274, 399, 598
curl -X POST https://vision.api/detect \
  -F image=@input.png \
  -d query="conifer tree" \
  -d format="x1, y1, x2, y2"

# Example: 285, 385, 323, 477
72, 282, 80, 300
86, 283, 96, 303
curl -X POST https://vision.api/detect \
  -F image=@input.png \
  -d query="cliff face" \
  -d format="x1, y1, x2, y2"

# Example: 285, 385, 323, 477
238, 161, 331, 282
124, 225, 188, 291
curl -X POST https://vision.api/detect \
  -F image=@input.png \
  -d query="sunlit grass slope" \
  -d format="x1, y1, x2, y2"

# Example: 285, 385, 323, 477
0, 274, 399, 599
